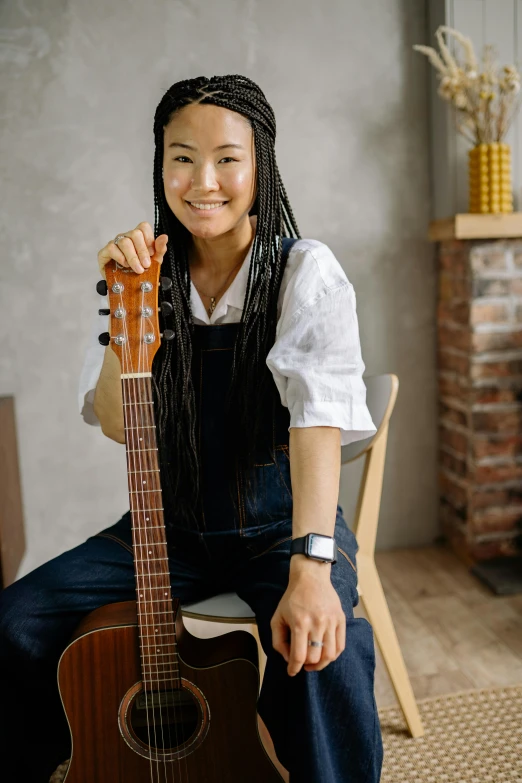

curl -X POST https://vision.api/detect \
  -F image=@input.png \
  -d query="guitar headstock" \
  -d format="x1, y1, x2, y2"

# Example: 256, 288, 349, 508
96, 257, 173, 375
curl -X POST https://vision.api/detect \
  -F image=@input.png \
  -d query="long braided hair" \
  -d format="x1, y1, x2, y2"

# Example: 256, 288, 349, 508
151, 74, 301, 531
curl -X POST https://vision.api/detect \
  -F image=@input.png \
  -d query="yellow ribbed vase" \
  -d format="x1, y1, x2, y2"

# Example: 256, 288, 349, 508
468, 142, 513, 214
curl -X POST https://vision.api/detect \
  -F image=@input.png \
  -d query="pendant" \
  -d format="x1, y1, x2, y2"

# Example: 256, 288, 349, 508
208, 296, 216, 318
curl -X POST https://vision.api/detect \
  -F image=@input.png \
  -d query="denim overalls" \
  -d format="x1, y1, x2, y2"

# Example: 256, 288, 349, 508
0, 238, 383, 782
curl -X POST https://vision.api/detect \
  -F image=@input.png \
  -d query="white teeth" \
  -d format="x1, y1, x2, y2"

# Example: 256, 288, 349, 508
190, 202, 225, 210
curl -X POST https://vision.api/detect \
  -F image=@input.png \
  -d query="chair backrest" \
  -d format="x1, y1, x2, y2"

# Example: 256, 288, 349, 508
341, 374, 399, 466
0, 396, 26, 588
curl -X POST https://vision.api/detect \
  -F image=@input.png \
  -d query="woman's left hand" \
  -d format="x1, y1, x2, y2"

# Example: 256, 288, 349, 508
270, 562, 346, 676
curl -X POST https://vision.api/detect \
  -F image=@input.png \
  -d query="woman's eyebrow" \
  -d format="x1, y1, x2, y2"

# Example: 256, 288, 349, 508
167, 142, 245, 151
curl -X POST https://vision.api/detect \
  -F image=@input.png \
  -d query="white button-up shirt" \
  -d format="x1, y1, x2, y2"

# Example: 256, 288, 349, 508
79, 236, 377, 446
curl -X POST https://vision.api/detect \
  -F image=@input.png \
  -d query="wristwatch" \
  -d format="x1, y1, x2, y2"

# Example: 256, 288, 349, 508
290, 533, 337, 564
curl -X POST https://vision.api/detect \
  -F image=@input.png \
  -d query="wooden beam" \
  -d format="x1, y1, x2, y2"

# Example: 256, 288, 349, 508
428, 213, 522, 241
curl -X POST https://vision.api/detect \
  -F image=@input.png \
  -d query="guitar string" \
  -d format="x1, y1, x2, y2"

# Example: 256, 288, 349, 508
137, 284, 184, 782
117, 273, 156, 781
135, 288, 169, 780
126, 271, 186, 782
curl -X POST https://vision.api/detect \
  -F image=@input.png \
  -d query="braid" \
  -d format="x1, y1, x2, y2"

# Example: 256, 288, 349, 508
151, 74, 301, 531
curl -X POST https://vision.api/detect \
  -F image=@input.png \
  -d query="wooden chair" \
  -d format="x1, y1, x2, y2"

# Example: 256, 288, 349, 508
181, 373, 425, 739
0, 396, 26, 589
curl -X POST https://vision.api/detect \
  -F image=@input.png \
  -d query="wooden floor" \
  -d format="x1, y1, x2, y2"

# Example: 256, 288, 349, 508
185, 540, 522, 711
368, 541, 522, 709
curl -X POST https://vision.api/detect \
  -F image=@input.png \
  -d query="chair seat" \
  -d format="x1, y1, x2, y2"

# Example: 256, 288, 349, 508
181, 591, 256, 621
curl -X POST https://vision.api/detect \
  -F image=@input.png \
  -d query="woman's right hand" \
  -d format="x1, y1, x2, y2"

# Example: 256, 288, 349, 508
97, 221, 169, 280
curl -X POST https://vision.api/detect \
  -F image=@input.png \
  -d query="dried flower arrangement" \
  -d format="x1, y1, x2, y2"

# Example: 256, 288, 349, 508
414, 25, 522, 145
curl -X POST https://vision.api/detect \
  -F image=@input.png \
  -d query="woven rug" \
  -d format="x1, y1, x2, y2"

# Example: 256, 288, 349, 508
50, 684, 522, 782
378, 683, 522, 782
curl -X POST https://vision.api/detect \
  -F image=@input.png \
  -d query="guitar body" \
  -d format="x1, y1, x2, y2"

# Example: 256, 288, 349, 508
58, 600, 283, 782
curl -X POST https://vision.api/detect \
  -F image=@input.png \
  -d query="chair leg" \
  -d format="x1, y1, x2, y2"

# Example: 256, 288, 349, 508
357, 553, 425, 738
250, 622, 267, 691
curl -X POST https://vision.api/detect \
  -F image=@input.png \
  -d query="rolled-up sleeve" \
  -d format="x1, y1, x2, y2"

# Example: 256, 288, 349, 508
266, 281, 377, 446
78, 306, 107, 426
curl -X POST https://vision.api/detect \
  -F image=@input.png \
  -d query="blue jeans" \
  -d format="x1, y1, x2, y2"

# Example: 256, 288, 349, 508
0, 508, 383, 782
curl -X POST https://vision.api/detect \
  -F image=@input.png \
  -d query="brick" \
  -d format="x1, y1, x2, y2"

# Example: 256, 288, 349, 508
469, 509, 521, 535
510, 278, 522, 295
472, 383, 522, 404
439, 250, 469, 276
438, 350, 470, 376
513, 250, 522, 267
471, 486, 522, 511
470, 247, 508, 274
440, 449, 467, 477
473, 462, 522, 483
467, 537, 519, 560
439, 424, 468, 456
470, 302, 509, 325
439, 273, 470, 300
438, 374, 469, 402
473, 278, 511, 297
440, 400, 468, 428
471, 357, 522, 379
439, 471, 469, 511
472, 408, 522, 434
439, 325, 471, 351
472, 434, 522, 460
472, 330, 522, 352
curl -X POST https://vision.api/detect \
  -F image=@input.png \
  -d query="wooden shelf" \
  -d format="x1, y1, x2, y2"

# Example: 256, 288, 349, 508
428, 213, 522, 241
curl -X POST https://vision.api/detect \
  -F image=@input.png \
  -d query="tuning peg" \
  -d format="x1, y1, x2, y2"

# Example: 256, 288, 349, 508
98, 332, 111, 346
161, 276, 172, 291
160, 301, 173, 317
98, 308, 110, 316
163, 329, 175, 341
96, 279, 108, 296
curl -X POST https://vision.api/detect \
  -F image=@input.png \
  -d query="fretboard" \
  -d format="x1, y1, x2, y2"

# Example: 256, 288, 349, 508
122, 375, 180, 690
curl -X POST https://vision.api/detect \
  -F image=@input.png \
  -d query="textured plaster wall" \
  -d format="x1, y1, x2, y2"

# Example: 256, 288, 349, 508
0, 0, 436, 577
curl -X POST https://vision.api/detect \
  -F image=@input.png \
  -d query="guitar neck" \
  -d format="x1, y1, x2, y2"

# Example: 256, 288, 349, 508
122, 374, 180, 690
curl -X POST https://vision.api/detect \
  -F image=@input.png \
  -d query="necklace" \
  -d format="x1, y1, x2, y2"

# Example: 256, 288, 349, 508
191, 256, 245, 318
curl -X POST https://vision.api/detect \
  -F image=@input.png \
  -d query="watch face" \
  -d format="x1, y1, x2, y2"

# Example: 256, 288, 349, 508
308, 534, 335, 560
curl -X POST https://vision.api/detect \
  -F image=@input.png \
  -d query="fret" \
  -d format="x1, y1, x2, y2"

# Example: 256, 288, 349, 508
127, 448, 158, 453
136, 610, 174, 617
141, 668, 179, 675
125, 425, 156, 430
123, 401, 152, 406
128, 469, 160, 474
135, 574, 172, 580
140, 642, 177, 649
136, 599, 172, 605
135, 585, 170, 601
142, 676, 179, 684
129, 489, 161, 494
131, 521, 165, 526
141, 651, 177, 658
134, 556, 169, 562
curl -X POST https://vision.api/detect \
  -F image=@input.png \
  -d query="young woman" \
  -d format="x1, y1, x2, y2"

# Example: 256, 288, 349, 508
0, 74, 383, 782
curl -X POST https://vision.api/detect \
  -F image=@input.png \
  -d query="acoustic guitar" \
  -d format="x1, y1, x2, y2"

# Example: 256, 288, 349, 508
57, 255, 284, 782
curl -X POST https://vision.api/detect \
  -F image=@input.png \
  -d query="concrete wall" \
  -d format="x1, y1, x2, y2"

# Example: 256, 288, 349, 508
0, 0, 437, 577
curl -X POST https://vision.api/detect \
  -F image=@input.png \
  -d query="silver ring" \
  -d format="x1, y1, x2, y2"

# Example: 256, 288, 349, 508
114, 233, 127, 245
308, 640, 324, 648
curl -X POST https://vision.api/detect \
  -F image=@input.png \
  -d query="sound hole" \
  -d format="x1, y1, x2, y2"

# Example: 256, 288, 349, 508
130, 687, 201, 750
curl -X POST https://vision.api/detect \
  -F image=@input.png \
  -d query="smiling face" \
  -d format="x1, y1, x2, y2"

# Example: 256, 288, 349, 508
162, 103, 257, 240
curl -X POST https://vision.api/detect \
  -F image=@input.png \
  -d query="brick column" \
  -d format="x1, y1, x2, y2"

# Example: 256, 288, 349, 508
438, 238, 522, 564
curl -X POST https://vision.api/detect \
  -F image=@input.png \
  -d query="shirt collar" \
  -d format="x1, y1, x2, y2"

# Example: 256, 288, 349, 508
190, 219, 257, 324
